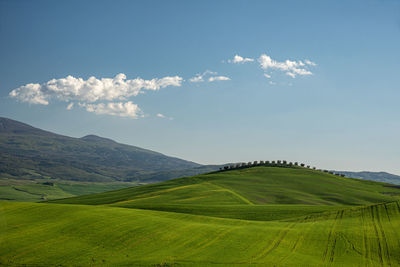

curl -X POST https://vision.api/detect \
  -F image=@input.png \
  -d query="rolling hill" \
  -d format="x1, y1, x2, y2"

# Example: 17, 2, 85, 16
0, 117, 201, 183
51, 166, 400, 206
2, 166, 400, 266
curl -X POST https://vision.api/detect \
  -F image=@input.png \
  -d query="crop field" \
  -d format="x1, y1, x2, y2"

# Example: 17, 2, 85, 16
1, 167, 400, 266
0, 180, 137, 202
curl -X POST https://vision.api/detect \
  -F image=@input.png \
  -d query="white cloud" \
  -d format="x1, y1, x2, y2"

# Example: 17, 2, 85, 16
189, 70, 230, 83
10, 73, 183, 105
66, 103, 74, 110
286, 72, 296, 78
269, 81, 277, 85
9, 83, 49, 105
305, 59, 317, 66
263, 73, 271, 79
229, 54, 254, 64
189, 70, 217, 83
81, 101, 142, 118
156, 113, 174, 120
208, 76, 230, 82
258, 54, 314, 78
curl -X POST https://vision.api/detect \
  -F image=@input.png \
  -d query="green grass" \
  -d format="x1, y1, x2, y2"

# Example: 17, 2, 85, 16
2, 166, 400, 266
0, 180, 137, 202
51, 167, 400, 207
1, 200, 400, 266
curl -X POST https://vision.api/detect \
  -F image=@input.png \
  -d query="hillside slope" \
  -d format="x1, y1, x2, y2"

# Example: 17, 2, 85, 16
50, 166, 400, 221
0, 117, 200, 182
3, 166, 400, 266
1, 200, 399, 266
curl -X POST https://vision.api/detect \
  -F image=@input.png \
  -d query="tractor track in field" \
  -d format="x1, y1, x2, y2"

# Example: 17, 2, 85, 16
252, 222, 297, 262
277, 221, 313, 266
386, 202, 400, 252
395, 201, 400, 214
370, 205, 385, 267
361, 208, 371, 266
322, 209, 344, 264
372, 205, 392, 267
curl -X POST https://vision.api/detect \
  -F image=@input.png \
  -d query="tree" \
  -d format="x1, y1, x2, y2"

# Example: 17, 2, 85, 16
224, 166, 229, 170
300, 163, 305, 167
253, 161, 258, 165
294, 162, 298, 166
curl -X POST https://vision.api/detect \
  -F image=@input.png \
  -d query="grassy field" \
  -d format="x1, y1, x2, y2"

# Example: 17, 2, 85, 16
1, 200, 400, 266
2, 166, 400, 266
0, 179, 137, 202
51, 167, 400, 206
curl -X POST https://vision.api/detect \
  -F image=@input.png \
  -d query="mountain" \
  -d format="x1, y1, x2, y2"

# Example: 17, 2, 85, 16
337, 171, 400, 185
0, 117, 201, 182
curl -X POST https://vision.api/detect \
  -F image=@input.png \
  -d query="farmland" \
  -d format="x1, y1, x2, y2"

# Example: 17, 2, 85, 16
1, 166, 400, 266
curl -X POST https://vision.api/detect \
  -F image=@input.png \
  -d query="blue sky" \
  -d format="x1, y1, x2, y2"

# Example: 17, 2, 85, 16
1, 0, 399, 174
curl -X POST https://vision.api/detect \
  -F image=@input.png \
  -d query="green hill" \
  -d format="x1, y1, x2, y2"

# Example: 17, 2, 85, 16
2, 166, 400, 266
50, 167, 400, 215
1, 200, 400, 266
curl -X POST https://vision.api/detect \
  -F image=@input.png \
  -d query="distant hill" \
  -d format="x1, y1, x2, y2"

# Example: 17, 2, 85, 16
0, 117, 201, 182
338, 171, 400, 185
52, 166, 400, 208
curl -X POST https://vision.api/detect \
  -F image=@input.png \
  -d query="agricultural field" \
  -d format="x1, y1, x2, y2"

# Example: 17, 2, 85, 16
1, 166, 400, 266
0, 178, 138, 202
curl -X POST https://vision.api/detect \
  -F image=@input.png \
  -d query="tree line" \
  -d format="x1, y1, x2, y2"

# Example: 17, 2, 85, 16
219, 160, 346, 177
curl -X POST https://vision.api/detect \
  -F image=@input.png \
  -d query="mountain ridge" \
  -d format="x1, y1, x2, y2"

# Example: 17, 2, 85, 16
0, 117, 200, 182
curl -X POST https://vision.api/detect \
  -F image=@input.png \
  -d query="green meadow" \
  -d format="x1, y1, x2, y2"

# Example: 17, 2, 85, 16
0, 179, 138, 202
1, 166, 400, 266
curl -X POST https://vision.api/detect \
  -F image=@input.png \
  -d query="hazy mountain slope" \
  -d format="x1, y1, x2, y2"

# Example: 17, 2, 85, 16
338, 171, 400, 185
0, 117, 200, 182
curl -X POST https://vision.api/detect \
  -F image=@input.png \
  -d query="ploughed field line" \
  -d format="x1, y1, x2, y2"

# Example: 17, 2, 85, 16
1, 200, 400, 266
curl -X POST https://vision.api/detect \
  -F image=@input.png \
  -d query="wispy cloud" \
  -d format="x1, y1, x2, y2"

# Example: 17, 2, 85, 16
228, 54, 254, 64
189, 70, 230, 83
208, 76, 230, 82
258, 54, 314, 78
305, 59, 317, 66
189, 70, 217, 83
80, 101, 142, 118
66, 103, 74, 110
156, 113, 173, 120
